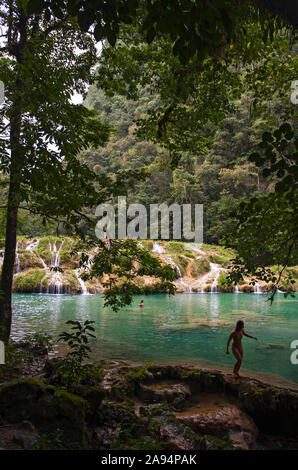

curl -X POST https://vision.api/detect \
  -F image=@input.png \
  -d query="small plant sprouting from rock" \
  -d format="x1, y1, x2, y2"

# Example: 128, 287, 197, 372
206, 434, 233, 450
58, 320, 96, 388
34, 428, 65, 450
22, 332, 54, 353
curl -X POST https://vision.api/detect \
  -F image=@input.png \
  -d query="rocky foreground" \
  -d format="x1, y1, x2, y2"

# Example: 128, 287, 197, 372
0, 344, 297, 450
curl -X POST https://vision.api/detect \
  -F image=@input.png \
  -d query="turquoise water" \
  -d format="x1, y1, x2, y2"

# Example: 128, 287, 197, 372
11, 293, 298, 384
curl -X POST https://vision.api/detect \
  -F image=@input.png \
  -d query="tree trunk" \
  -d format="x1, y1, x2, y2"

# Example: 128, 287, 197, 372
0, 9, 27, 343
0, 172, 20, 342
0, 97, 24, 342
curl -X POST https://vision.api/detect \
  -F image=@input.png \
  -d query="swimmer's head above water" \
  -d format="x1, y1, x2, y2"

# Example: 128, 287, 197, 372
236, 320, 244, 331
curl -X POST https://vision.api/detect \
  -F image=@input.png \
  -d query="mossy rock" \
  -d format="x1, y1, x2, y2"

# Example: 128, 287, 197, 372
188, 259, 210, 277
172, 254, 189, 276
43, 357, 65, 376
13, 268, 45, 292
124, 366, 151, 383
96, 400, 138, 426
18, 251, 45, 270
73, 385, 105, 417
62, 270, 81, 293
240, 387, 298, 435
144, 241, 153, 250
0, 378, 89, 449
166, 242, 185, 254
208, 253, 230, 266
143, 404, 207, 450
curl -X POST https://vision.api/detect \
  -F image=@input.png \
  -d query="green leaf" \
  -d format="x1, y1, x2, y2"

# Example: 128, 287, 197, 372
285, 131, 294, 140
273, 129, 282, 139
146, 27, 156, 44
173, 38, 185, 56
248, 152, 260, 162
77, 11, 93, 32
107, 30, 117, 47
279, 123, 291, 134
262, 131, 273, 143
51, 4, 64, 19
26, 0, 45, 15
262, 168, 271, 178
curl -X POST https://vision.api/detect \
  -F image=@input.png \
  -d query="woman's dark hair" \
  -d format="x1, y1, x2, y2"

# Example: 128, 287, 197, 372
236, 320, 244, 331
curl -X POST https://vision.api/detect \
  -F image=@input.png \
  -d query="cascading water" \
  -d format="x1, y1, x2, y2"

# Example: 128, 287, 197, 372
10, 237, 278, 296
185, 243, 206, 256
151, 243, 192, 292
152, 243, 165, 254
47, 272, 63, 294
15, 241, 21, 273
196, 271, 210, 293
162, 254, 192, 292
26, 240, 39, 252
75, 270, 89, 294
74, 253, 93, 294
210, 263, 223, 293
39, 257, 47, 269
155, 245, 225, 294
253, 282, 263, 294
46, 241, 64, 294
49, 241, 63, 267
26, 239, 47, 269
15, 237, 93, 295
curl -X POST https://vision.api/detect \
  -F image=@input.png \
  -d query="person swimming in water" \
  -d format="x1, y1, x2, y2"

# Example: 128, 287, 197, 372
226, 320, 257, 377
139, 300, 144, 307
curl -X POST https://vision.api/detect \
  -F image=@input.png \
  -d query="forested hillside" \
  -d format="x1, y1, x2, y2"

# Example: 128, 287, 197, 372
82, 85, 287, 244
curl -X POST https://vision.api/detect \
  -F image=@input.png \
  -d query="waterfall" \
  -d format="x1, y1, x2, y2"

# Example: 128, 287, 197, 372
164, 255, 180, 276
75, 270, 89, 295
39, 256, 47, 269
161, 253, 192, 292
74, 252, 92, 294
49, 240, 63, 267
254, 282, 263, 294
86, 255, 93, 270
196, 271, 210, 293
185, 243, 206, 256
210, 263, 221, 293
45, 240, 64, 294
235, 285, 239, 293
26, 238, 47, 269
46, 271, 63, 294
15, 241, 21, 273
26, 240, 39, 251
152, 243, 165, 254
23, 238, 49, 293
174, 263, 182, 277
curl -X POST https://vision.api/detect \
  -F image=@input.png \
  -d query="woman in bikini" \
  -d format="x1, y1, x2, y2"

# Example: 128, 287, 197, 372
226, 320, 257, 377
